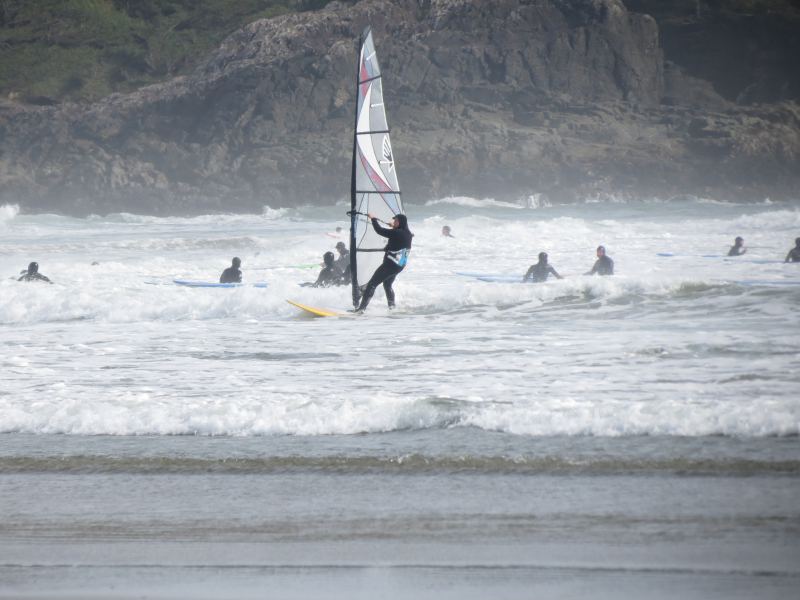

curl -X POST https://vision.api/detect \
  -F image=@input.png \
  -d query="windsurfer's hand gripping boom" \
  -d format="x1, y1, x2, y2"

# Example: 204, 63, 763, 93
347, 210, 391, 226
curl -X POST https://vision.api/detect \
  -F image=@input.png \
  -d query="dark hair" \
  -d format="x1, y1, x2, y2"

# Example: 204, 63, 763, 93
336, 241, 346, 250
28, 261, 38, 273
323, 251, 335, 266
597, 245, 605, 253
735, 237, 743, 243
538, 252, 548, 261
394, 214, 413, 238
232, 257, 241, 267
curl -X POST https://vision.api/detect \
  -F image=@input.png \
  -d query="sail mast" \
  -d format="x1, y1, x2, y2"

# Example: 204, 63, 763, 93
349, 28, 368, 308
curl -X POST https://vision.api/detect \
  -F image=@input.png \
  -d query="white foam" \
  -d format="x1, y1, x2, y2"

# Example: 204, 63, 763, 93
426, 196, 525, 209
0, 203, 20, 226
1, 200, 798, 439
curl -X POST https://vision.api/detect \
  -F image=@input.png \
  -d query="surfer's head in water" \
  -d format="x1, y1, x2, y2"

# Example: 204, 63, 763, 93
323, 251, 335, 267
441, 225, 453, 237
18, 261, 52, 283
734, 237, 744, 246
231, 257, 241, 268
596, 246, 606, 257
538, 252, 548, 264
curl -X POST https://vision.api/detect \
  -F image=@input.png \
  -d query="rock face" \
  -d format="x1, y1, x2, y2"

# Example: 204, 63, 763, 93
0, 0, 798, 215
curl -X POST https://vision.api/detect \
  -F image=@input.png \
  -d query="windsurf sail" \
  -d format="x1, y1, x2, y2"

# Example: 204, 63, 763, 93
349, 27, 403, 308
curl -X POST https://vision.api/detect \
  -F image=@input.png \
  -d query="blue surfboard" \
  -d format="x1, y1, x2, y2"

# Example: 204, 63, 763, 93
173, 279, 268, 288
456, 271, 523, 282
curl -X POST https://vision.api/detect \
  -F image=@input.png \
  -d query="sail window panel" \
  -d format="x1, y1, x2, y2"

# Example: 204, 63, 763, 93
356, 81, 388, 134
359, 34, 381, 81
355, 133, 399, 193
367, 79, 389, 132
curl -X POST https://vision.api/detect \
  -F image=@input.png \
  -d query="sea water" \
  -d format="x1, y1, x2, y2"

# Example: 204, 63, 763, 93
1, 197, 799, 598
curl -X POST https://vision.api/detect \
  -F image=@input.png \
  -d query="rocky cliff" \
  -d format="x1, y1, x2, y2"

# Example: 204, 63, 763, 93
0, 0, 798, 215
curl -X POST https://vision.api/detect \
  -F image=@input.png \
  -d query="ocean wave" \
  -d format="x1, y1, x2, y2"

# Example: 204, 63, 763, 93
1, 271, 795, 325
0, 392, 796, 438
0, 203, 20, 225
88, 206, 289, 225
425, 196, 525, 209
1, 454, 796, 475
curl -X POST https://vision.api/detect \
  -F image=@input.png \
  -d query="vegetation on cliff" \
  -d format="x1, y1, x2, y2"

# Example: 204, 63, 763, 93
0, 0, 333, 104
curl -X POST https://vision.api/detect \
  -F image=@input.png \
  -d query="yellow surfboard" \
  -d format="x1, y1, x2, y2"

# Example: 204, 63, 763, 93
286, 299, 347, 318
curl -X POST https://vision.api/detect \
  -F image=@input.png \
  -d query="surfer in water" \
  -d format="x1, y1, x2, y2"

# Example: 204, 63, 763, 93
785, 238, 800, 263
18, 262, 52, 283
219, 257, 242, 283
728, 236, 746, 256
441, 225, 454, 238
585, 245, 614, 276
333, 242, 351, 285
302, 251, 342, 287
524, 252, 563, 283
354, 213, 412, 313
334, 242, 349, 271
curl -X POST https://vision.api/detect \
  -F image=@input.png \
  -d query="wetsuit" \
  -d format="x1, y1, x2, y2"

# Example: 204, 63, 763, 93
311, 265, 341, 288
219, 267, 242, 283
524, 262, 561, 283
18, 272, 51, 283
357, 218, 412, 311
728, 245, 746, 256
587, 255, 614, 276
334, 251, 349, 274
786, 247, 800, 263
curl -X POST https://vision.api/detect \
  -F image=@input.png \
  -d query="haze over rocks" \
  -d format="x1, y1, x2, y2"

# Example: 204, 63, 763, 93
0, 0, 797, 215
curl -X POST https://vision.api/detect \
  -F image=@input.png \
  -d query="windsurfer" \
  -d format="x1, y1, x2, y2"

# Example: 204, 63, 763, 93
219, 257, 242, 283
353, 213, 412, 312
524, 252, 563, 283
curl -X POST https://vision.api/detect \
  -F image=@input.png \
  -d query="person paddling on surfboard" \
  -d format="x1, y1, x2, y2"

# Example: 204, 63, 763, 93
785, 237, 800, 263
219, 257, 242, 283
18, 262, 52, 283
353, 213, 412, 313
728, 236, 746, 257
585, 245, 614, 276
524, 252, 563, 283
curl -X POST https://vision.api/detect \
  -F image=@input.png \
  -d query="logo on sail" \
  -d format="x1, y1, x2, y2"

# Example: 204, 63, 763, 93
381, 135, 394, 173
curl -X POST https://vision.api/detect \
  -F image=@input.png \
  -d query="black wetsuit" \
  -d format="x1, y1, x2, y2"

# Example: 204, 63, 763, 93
312, 265, 341, 288
357, 219, 412, 310
18, 272, 51, 283
728, 245, 746, 257
786, 247, 800, 263
333, 252, 350, 285
587, 255, 614, 276
338, 263, 352, 286
219, 267, 242, 283
524, 262, 560, 283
